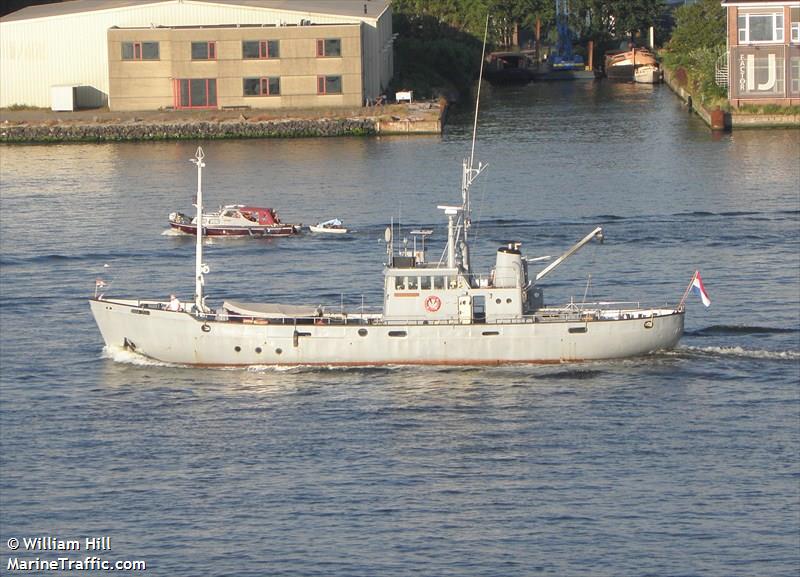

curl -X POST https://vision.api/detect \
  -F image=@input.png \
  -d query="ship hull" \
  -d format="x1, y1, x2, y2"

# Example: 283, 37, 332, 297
90, 299, 684, 366
169, 222, 298, 237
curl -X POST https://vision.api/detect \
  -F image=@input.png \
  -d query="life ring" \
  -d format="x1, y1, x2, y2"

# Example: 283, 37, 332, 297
424, 295, 441, 312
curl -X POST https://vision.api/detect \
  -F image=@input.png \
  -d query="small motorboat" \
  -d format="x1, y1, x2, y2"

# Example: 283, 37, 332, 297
169, 205, 301, 237
309, 218, 348, 234
634, 64, 663, 84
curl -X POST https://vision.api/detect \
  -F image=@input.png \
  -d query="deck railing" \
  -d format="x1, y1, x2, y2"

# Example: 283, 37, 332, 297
118, 297, 678, 328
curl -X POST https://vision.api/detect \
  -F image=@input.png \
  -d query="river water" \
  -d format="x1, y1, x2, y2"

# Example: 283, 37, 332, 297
1, 81, 798, 576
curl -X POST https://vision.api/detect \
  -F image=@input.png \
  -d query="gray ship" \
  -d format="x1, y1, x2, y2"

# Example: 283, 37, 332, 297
89, 144, 685, 366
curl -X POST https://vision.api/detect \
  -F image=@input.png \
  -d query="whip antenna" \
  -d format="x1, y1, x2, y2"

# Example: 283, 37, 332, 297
469, 14, 489, 171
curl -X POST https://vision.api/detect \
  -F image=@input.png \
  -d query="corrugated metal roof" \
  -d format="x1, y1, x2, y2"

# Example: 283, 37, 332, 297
1, 0, 390, 23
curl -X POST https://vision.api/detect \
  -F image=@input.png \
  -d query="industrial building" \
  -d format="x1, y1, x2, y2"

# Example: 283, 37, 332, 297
0, 0, 393, 111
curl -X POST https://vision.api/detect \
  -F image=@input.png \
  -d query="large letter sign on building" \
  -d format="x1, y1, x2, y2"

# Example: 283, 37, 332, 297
733, 47, 785, 98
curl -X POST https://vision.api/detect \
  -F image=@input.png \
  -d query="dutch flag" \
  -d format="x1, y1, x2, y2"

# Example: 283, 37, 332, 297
691, 271, 711, 307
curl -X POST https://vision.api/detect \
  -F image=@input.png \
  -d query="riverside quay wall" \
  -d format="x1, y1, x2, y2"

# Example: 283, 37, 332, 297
0, 102, 445, 143
1, 117, 377, 142
663, 68, 800, 130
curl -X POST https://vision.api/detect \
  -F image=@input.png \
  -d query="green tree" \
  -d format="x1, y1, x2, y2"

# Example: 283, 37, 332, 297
490, 0, 550, 47
392, 0, 492, 37
663, 0, 727, 103
666, 0, 726, 54
572, 0, 665, 45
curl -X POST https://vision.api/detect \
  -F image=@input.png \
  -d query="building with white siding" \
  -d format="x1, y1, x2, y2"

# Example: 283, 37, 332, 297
0, 0, 393, 110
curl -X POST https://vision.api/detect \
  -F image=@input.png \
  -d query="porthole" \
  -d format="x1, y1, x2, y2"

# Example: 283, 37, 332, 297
388, 330, 407, 337
255, 347, 262, 353
495, 298, 501, 304
234, 346, 241, 352
275, 348, 282, 355
506, 298, 512, 304
358, 328, 368, 337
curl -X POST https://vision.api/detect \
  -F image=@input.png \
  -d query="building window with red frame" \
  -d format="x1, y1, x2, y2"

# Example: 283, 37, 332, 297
122, 41, 159, 60
174, 78, 217, 108
191, 41, 217, 60
243, 77, 280, 96
243, 40, 280, 59
317, 75, 342, 94
316, 38, 341, 57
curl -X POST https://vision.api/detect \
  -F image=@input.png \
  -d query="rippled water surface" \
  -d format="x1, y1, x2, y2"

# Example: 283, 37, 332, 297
1, 82, 799, 576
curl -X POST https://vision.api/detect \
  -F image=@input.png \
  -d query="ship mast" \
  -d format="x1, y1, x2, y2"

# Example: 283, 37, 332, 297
453, 14, 490, 275
191, 147, 208, 313
463, 14, 490, 235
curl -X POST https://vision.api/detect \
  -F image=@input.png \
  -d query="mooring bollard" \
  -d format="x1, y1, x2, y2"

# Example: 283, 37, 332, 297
710, 107, 726, 131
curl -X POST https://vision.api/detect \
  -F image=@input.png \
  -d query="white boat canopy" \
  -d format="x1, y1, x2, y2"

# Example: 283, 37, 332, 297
223, 301, 319, 319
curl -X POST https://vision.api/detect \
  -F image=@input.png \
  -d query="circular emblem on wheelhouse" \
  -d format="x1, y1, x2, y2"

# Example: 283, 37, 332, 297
424, 295, 442, 312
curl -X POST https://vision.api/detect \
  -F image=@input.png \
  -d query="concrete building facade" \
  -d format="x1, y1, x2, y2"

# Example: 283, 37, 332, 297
108, 23, 365, 110
0, 0, 392, 110
722, 0, 800, 107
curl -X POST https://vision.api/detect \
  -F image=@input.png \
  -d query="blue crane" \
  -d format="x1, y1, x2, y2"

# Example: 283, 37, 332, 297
551, 0, 585, 70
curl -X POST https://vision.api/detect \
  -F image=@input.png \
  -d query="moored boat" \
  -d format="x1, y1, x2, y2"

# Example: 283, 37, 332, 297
605, 46, 658, 81
309, 219, 348, 234
634, 63, 663, 84
168, 204, 300, 237
482, 51, 534, 85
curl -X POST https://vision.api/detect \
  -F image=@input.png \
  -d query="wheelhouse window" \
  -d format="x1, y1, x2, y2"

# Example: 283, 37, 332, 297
174, 78, 217, 109
316, 38, 341, 57
191, 41, 217, 60
243, 77, 280, 96
122, 41, 159, 60
317, 75, 342, 94
738, 10, 784, 43
243, 40, 279, 59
